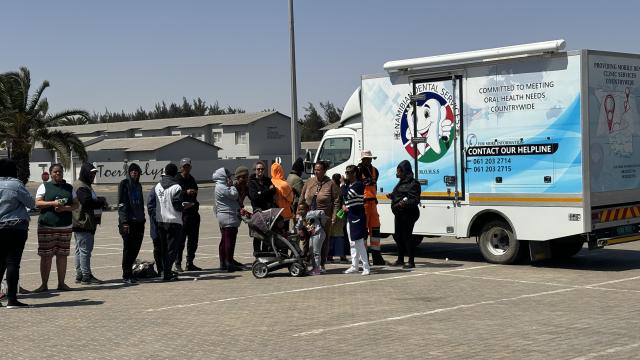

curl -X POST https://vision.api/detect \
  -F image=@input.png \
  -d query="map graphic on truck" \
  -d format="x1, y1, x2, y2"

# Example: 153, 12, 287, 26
399, 89, 455, 162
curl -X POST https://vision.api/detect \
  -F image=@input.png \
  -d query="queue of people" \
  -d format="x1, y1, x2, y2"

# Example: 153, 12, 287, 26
0, 151, 423, 308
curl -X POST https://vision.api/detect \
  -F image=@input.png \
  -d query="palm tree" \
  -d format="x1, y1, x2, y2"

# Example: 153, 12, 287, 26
0, 67, 89, 183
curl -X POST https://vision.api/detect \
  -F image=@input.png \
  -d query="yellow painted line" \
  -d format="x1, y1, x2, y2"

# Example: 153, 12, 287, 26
470, 196, 582, 203
420, 192, 461, 197
607, 234, 640, 246
376, 192, 460, 200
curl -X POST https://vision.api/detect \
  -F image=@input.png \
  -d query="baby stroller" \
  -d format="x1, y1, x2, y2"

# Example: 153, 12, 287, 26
243, 208, 306, 279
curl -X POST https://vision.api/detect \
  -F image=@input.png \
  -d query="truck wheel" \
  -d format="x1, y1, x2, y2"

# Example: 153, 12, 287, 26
550, 237, 584, 259
478, 220, 524, 264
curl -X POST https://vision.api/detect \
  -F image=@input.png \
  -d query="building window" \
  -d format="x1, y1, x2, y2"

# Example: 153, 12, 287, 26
134, 132, 143, 137
212, 132, 222, 144
235, 131, 248, 145
171, 130, 181, 136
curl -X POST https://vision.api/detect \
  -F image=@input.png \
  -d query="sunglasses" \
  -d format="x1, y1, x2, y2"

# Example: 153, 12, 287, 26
345, 171, 353, 174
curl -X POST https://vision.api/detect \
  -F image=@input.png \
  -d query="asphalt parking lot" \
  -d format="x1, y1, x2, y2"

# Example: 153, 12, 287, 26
4, 210, 640, 360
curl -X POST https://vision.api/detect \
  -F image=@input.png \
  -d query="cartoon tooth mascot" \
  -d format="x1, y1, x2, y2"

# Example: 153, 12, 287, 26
407, 98, 453, 156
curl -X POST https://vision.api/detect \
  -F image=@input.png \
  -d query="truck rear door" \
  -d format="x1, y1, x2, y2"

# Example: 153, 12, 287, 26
408, 76, 465, 235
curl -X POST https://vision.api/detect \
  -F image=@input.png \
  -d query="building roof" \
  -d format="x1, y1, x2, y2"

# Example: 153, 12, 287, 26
53, 111, 288, 135
320, 121, 341, 131
301, 141, 320, 150
85, 135, 221, 152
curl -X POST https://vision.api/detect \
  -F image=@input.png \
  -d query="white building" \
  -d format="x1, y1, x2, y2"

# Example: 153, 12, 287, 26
53, 111, 293, 160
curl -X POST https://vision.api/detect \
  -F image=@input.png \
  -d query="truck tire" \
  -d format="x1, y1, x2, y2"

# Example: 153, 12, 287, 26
478, 220, 524, 264
550, 237, 584, 259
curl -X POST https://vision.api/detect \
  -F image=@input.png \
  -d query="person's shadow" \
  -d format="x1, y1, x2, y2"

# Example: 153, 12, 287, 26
31, 298, 104, 308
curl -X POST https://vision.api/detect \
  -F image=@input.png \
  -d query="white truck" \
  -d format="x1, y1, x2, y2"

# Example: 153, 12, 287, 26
308, 40, 640, 264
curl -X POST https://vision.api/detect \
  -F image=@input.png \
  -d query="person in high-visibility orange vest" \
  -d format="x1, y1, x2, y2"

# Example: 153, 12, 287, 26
357, 150, 386, 265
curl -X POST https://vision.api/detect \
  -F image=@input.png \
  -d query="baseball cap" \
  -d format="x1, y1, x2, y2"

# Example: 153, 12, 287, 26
180, 158, 192, 167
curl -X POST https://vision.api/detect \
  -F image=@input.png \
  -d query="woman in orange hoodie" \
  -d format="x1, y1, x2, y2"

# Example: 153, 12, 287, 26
270, 162, 294, 229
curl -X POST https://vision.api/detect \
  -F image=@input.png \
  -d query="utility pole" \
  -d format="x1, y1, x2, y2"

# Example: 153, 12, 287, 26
289, 0, 299, 163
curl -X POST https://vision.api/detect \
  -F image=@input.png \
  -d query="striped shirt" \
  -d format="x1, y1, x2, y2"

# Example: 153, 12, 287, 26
343, 181, 364, 209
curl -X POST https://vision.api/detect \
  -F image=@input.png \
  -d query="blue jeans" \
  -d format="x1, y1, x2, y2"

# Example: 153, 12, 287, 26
330, 236, 346, 257
74, 232, 95, 279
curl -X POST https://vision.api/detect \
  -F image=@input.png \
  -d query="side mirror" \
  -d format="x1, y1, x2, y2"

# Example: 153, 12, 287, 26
304, 150, 314, 174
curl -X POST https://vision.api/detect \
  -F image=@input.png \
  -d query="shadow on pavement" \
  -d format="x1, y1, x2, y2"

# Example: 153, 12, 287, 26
188, 274, 240, 281
381, 242, 485, 263
19, 292, 61, 300
31, 298, 104, 308
62, 283, 129, 292
533, 248, 640, 272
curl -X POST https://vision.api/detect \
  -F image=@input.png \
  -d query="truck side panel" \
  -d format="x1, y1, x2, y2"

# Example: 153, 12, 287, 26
464, 54, 583, 196
587, 52, 640, 209
363, 54, 586, 241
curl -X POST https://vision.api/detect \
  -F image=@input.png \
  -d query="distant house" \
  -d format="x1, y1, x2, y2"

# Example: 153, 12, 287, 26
52, 111, 292, 160
84, 136, 220, 162
24, 111, 297, 183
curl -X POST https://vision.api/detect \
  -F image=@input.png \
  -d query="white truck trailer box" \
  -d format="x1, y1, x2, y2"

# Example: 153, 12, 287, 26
312, 40, 640, 264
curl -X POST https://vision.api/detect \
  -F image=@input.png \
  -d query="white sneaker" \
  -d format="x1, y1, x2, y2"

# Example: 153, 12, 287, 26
344, 267, 358, 274
361, 269, 370, 276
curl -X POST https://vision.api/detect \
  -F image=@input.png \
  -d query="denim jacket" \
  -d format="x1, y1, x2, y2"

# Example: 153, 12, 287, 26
0, 177, 35, 229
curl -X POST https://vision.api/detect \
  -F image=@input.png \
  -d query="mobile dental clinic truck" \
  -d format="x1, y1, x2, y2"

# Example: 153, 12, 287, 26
309, 40, 640, 264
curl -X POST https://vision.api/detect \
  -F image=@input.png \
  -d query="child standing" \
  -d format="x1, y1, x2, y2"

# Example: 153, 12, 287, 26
342, 165, 371, 276
305, 209, 328, 275
328, 173, 347, 263
294, 202, 310, 261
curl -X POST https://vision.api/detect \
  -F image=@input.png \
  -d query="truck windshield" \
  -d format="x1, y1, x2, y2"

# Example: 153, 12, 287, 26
317, 137, 352, 168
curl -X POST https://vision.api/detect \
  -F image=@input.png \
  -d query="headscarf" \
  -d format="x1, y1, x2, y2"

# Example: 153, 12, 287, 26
0, 159, 17, 178
397, 160, 414, 178
271, 162, 294, 219
291, 157, 304, 175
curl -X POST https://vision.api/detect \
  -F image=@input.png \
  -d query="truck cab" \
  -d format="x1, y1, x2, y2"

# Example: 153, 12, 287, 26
308, 88, 362, 178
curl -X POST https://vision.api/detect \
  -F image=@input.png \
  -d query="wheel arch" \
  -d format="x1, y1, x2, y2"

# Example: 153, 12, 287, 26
467, 210, 517, 239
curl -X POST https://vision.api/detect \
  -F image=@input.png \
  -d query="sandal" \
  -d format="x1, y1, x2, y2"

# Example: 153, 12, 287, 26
56, 283, 73, 291
33, 285, 49, 293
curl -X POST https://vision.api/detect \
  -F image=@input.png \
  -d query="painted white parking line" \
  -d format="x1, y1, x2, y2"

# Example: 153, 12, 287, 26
569, 341, 640, 360
18, 255, 253, 277
293, 287, 577, 337
585, 275, 640, 287
586, 286, 640, 294
291, 274, 640, 337
144, 264, 497, 312
438, 273, 580, 288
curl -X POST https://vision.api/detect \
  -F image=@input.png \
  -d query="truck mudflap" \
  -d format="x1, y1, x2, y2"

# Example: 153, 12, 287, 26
587, 224, 640, 249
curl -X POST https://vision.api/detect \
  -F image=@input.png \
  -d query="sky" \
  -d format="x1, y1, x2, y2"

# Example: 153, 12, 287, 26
2, 0, 639, 119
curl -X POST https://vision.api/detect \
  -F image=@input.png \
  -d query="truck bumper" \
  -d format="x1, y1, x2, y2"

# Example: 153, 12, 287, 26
587, 224, 640, 249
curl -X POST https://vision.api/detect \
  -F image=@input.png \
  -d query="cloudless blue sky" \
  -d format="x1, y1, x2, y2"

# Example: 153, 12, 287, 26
2, 0, 638, 118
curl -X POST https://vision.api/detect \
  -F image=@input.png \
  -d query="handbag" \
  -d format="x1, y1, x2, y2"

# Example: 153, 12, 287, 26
310, 180, 325, 211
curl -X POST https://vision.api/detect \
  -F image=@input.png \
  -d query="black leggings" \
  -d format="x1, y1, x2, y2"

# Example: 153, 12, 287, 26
0, 228, 28, 301
394, 211, 419, 263
121, 222, 145, 278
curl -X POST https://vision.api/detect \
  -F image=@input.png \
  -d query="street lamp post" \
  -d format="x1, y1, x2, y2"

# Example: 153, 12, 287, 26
289, 0, 299, 164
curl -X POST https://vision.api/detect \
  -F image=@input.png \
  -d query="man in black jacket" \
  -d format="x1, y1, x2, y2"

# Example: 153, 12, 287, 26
248, 160, 275, 211
248, 161, 276, 252
73, 163, 108, 285
118, 163, 146, 284
175, 158, 201, 272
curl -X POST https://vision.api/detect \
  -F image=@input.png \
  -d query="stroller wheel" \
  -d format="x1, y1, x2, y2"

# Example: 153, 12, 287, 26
252, 262, 269, 279
289, 262, 305, 277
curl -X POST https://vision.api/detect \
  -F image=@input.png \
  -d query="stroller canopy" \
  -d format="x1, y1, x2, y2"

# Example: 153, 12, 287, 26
249, 208, 284, 233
